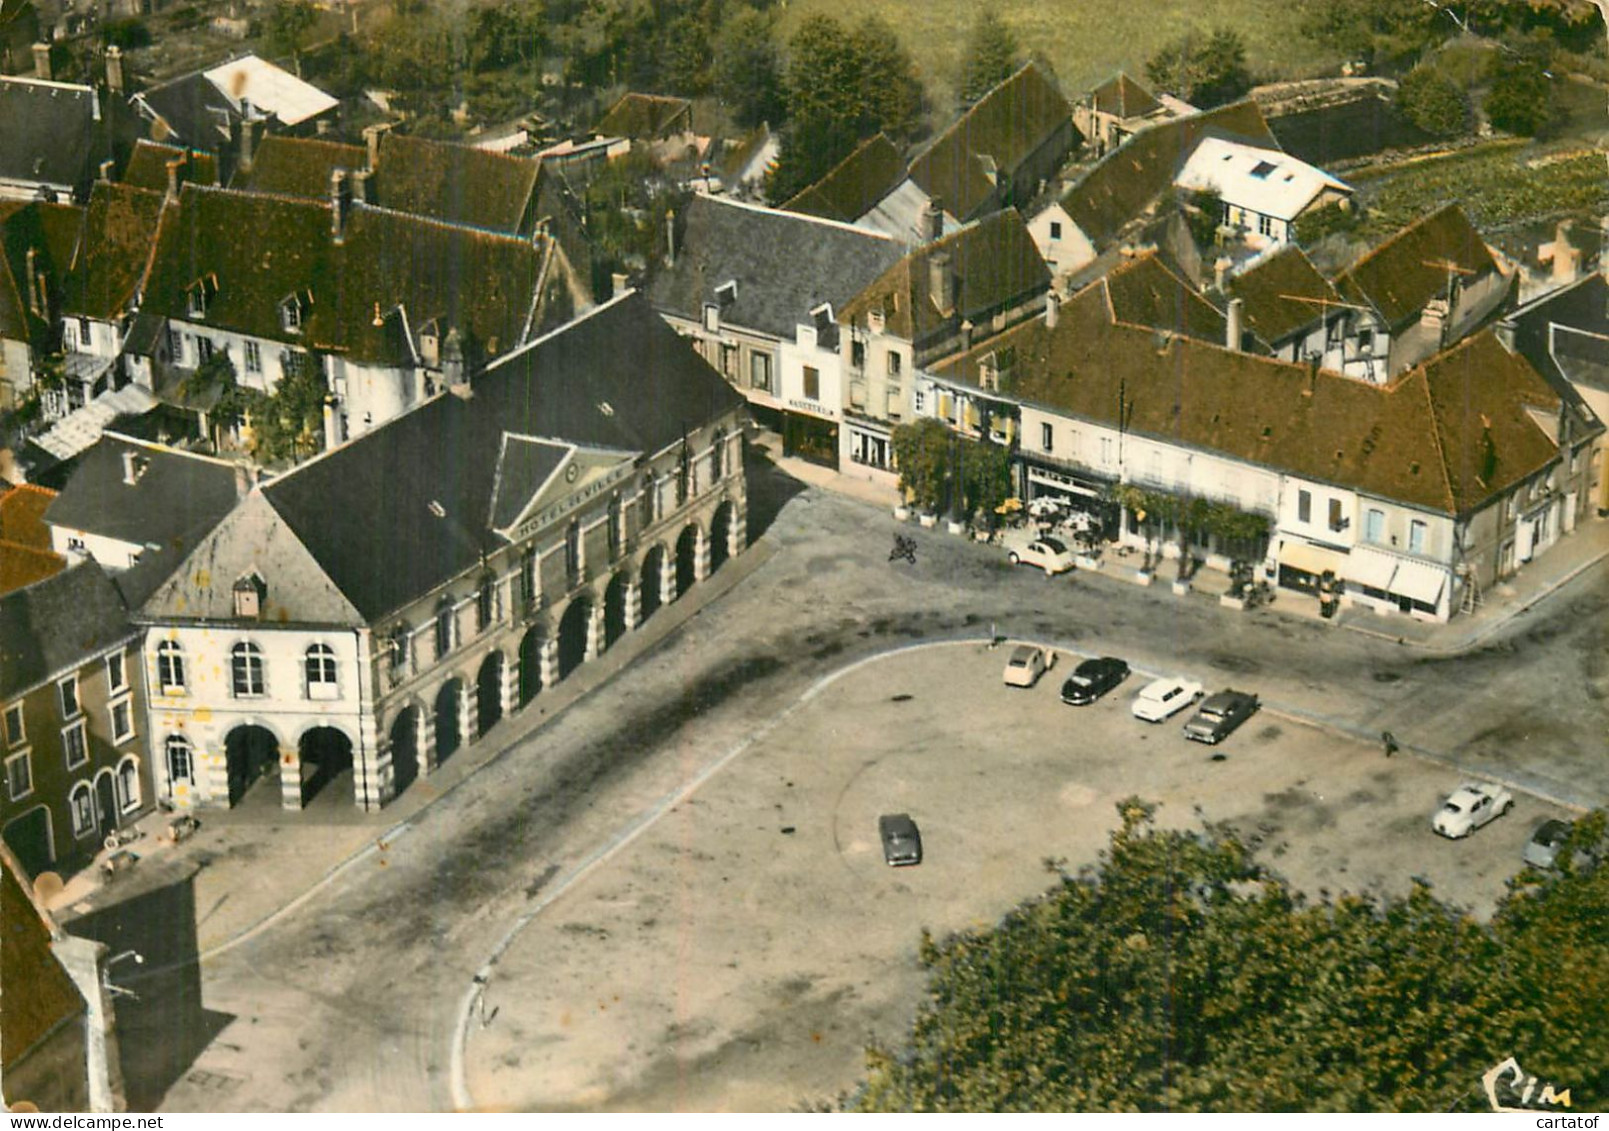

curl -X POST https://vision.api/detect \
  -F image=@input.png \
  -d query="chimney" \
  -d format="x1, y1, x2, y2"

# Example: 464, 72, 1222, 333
666, 208, 676, 267
24, 248, 41, 318
919, 198, 944, 242
164, 157, 182, 201
929, 251, 956, 317
105, 45, 123, 94
1045, 292, 1059, 329
361, 122, 392, 171
1552, 221, 1581, 286
1214, 256, 1232, 292
350, 168, 369, 204
1303, 354, 1318, 397
120, 450, 149, 485
330, 169, 350, 244
238, 110, 258, 174
32, 42, 50, 82
98, 158, 114, 183
443, 327, 468, 396
611, 271, 629, 298
1226, 297, 1243, 352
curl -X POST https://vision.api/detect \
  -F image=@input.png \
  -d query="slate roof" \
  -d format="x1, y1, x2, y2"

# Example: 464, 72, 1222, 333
236, 135, 365, 198
0, 76, 97, 193
60, 182, 164, 322
375, 133, 540, 234
907, 62, 1074, 221
594, 93, 692, 140
934, 285, 1565, 516
0, 560, 134, 699
1336, 204, 1500, 330
135, 72, 236, 149
1507, 273, 1609, 395
258, 293, 744, 623
488, 436, 571, 531
1061, 100, 1276, 249
122, 140, 217, 193
648, 195, 906, 341
0, 851, 85, 1070
838, 208, 1050, 346
1099, 251, 1228, 345
1227, 246, 1343, 346
780, 133, 906, 224
1089, 72, 1163, 120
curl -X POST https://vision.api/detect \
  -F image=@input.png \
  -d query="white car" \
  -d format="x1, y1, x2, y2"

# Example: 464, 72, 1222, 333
1432, 782, 1514, 838
1004, 535, 1074, 577
1131, 676, 1204, 722
1003, 644, 1055, 688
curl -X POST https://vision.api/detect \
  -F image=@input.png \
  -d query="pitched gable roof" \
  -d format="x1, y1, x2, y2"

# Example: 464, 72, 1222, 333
60, 182, 164, 321
122, 140, 218, 193
134, 72, 236, 148
648, 195, 906, 340
0, 76, 97, 192
1, 849, 85, 1071
594, 92, 692, 140
1506, 272, 1609, 395
780, 133, 906, 224
908, 62, 1073, 221
1175, 137, 1350, 222
201, 54, 337, 127
1061, 100, 1275, 249
235, 135, 364, 198
1227, 246, 1343, 346
1090, 72, 1162, 119
488, 435, 572, 532
0, 485, 66, 597
375, 133, 540, 234
1099, 251, 1227, 345
0, 560, 134, 699
1336, 204, 1501, 329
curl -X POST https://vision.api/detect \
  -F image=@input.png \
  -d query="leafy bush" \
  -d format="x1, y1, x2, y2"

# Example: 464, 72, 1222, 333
1144, 28, 1251, 109
1484, 60, 1555, 137
1394, 65, 1471, 137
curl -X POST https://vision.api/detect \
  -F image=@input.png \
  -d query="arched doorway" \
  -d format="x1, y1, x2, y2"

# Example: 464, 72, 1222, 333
390, 707, 420, 797
435, 679, 463, 765
517, 628, 543, 707
299, 726, 354, 805
709, 501, 735, 574
675, 523, 699, 597
93, 769, 117, 842
557, 596, 591, 681
476, 651, 504, 737
603, 572, 629, 648
3, 807, 53, 878
639, 545, 665, 624
225, 724, 280, 805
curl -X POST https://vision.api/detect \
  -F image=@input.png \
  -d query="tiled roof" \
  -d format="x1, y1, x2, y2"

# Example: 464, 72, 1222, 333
1100, 251, 1227, 345
0, 560, 134, 700
60, 182, 164, 322
780, 133, 906, 224
594, 92, 692, 140
0, 76, 97, 192
934, 287, 1563, 515
122, 140, 217, 193
235, 135, 363, 198
0, 484, 57, 549
1089, 72, 1163, 120
908, 62, 1073, 221
648, 195, 906, 341
1227, 246, 1343, 346
0, 540, 65, 597
1061, 100, 1276, 249
256, 294, 745, 622
0, 851, 85, 1070
718, 124, 773, 182
838, 209, 1050, 346
1336, 204, 1500, 329
375, 132, 540, 234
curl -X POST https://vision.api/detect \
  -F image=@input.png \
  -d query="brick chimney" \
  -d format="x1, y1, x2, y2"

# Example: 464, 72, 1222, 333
1045, 292, 1059, 329
237, 101, 258, 174
31, 42, 50, 82
929, 250, 956, 317
350, 168, 369, 204
1226, 297, 1243, 352
105, 45, 123, 94
362, 122, 392, 171
164, 157, 182, 201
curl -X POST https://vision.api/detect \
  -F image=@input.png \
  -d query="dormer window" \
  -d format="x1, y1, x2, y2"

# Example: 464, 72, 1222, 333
186, 274, 217, 319
233, 571, 267, 618
716, 280, 738, 306
280, 292, 307, 333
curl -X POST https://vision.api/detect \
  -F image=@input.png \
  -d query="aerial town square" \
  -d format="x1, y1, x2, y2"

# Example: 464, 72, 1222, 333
0, 0, 1606, 1115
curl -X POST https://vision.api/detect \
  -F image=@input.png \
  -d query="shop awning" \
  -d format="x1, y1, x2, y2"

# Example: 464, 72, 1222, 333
1278, 540, 1348, 577
1347, 549, 1399, 591
1391, 559, 1447, 606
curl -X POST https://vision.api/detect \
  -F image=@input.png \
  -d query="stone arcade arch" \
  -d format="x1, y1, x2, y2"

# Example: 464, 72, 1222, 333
557, 594, 593, 681
299, 726, 355, 806
603, 571, 630, 649
224, 723, 280, 806
476, 651, 505, 737
389, 705, 421, 798
709, 500, 737, 574
639, 544, 666, 624
675, 523, 700, 598
517, 627, 544, 707
435, 678, 464, 765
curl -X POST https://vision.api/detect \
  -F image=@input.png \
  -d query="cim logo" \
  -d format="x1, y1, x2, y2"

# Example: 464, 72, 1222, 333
1483, 1056, 1572, 1113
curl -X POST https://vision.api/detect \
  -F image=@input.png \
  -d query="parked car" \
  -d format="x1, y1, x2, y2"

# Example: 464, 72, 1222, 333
1431, 782, 1514, 838
879, 813, 922, 866
1003, 644, 1055, 688
1004, 533, 1074, 576
1061, 657, 1130, 705
1182, 689, 1259, 744
1132, 676, 1204, 722
1523, 818, 1572, 869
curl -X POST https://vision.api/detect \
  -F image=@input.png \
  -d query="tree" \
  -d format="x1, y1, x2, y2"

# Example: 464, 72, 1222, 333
1484, 59, 1554, 136
1395, 64, 1471, 137
265, 0, 319, 76
961, 438, 1013, 527
247, 351, 329, 466
714, 8, 786, 128
890, 418, 952, 514
958, 10, 1019, 107
1298, 0, 1441, 69
1144, 28, 1251, 109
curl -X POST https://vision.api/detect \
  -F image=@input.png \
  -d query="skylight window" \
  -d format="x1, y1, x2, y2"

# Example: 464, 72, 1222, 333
1250, 160, 1277, 180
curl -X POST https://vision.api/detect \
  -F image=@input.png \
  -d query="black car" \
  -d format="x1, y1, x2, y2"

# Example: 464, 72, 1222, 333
878, 813, 922, 866
1182, 689, 1259, 744
1060, 657, 1130, 705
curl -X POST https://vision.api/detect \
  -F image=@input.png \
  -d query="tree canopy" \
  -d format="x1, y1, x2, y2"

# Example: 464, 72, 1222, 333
958, 11, 1020, 107
714, 8, 787, 128
1396, 64, 1472, 137
855, 800, 1609, 1112
1144, 28, 1252, 109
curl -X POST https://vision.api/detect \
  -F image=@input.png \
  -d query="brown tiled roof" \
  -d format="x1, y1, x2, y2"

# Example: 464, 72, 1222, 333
1100, 251, 1227, 345
908, 62, 1073, 221
122, 139, 217, 193
781, 133, 905, 223
1227, 246, 1343, 346
934, 288, 1561, 514
1090, 72, 1162, 119
594, 92, 692, 140
61, 182, 165, 322
0, 851, 85, 1071
237, 135, 365, 199
0, 201, 80, 342
374, 133, 540, 234
839, 209, 1049, 347
1336, 204, 1500, 330
1061, 100, 1275, 249
0, 541, 65, 596
0, 484, 56, 549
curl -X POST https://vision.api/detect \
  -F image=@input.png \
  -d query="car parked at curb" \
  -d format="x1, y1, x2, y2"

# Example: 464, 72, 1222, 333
1182, 689, 1259, 744
1431, 782, 1513, 838
879, 813, 922, 866
1132, 676, 1204, 722
1003, 644, 1055, 688
1061, 657, 1130, 705
1003, 533, 1074, 577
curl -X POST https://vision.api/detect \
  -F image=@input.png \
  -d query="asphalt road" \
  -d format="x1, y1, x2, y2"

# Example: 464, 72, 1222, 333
159, 453, 1609, 1112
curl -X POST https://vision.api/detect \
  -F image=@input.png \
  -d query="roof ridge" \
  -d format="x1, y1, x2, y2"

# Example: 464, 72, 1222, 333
99, 429, 243, 468
698, 192, 903, 241
383, 131, 540, 172
351, 201, 543, 247
1341, 201, 1464, 283
185, 181, 333, 211
482, 287, 638, 375
1409, 368, 1459, 513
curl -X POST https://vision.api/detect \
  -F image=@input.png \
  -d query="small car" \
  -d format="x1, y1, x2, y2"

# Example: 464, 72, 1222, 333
1132, 676, 1205, 722
1182, 689, 1259, 744
1060, 657, 1130, 705
1523, 818, 1572, 869
1003, 644, 1055, 688
1431, 782, 1513, 839
879, 813, 922, 866
1005, 535, 1074, 577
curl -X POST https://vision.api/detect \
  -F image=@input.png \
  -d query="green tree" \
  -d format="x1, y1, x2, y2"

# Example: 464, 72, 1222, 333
248, 351, 329, 466
1484, 59, 1554, 136
1395, 64, 1471, 137
714, 8, 786, 127
961, 438, 1012, 526
958, 11, 1019, 106
1299, 0, 1441, 69
265, 0, 319, 76
890, 417, 952, 514
1145, 28, 1251, 109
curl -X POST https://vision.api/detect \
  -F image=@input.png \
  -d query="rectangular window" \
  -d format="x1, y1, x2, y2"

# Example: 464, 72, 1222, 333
1049, 220, 1063, 240
802, 366, 819, 401
109, 698, 133, 744
78, 316, 91, 346
720, 343, 738, 380
4, 751, 30, 800
106, 651, 126, 692
1041, 422, 1054, 452
198, 337, 215, 363
71, 787, 94, 838
1365, 508, 1384, 543
64, 322, 78, 351
245, 340, 262, 374
851, 340, 866, 370
1258, 214, 1274, 237
887, 350, 902, 377
1409, 519, 1428, 554
1357, 328, 1375, 353
911, 386, 925, 414
58, 675, 79, 719
1297, 489, 1312, 525
168, 326, 183, 363
1328, 498, 1343, 532
63, 720, 87, 769
3, 703, 22, 747
1099, 436, 1114, 466
750, 352, 772, 392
